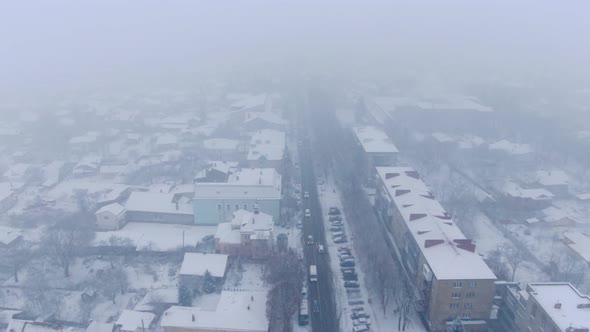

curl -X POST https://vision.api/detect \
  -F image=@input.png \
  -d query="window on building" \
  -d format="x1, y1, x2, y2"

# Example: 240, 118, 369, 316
235, 204, 239, 211
243, 204, 248, 210
466, 291, 475, 298
453, 281, 463, 288
252, 203, 256, 210
226, 204, 231, 212
217, 204, 222, 212
462, 312, 471, 319
467, 281, 477, 288
451, 292, 461, 299
449, 303, 459, 309
464, 303, 472, 309
531, 303, 537, 318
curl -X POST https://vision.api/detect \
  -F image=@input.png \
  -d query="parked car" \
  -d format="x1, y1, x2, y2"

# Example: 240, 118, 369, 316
307, 235, 314, 245
304, 209, 311, 218
328, 207, 341, 215
352, 324, 371, 332
334, 237, 348, 244
317, 244, 325, 253
296, 221, 302, 229
342, 273, 358, 281
338, 253, 352, 260
344, 281, 360, 288
303, 191, 309, 198
330, 226, 343, 232
338, 246, 351, 252
331, 221, 344, 227
329, 215, 342, 222
340, 260, 355, 268
332, 231, 346, 238
353, 317, 371, 326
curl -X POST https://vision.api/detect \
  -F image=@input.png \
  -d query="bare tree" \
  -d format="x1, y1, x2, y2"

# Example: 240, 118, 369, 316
42, 213, 94, 277
504, 245, 525, 282
23, 265, 61, 316
2, 242, 31, 283
100, 235, 135, 268
96, 266, 128, 304
395, 278, 415, 331
485, 247, 510, 281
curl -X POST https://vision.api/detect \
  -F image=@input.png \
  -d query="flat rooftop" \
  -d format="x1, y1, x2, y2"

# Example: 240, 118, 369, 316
528, 283, 590, 331
376, 166, 496, 281
247, 129, 286, 161
353, 126, 399, 154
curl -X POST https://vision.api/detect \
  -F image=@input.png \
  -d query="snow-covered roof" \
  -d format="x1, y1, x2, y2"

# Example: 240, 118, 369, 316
376, 167, 496, 280
229, 93, 267, 111
96, 203, 126, 217
525, 217, 540, 224
563, 231, 590, 263
0, 225, 23, 245
214, 222, 241, 244
576, 193, 590, 201
85, 321, 114, 332
179, 253, 229, 277
416, 95, 493, 113
542, 206, 576, 224
353, 126, 399, 154
215, 209, 274, 241
161, 290, 269, 332
194, 168, 282, 200
536, 170, 569, 187
155, 133, 178, 146
431, 132, 455, 143
203, 138, 240, 151
125, 192, 193, 215
99, 164, 128, 175
201, 161, 239, 175
245, 112, 286, 126
502, 182, 554, 200
0, 182, 16, 202
42, 161, 65, 187
3, 163, 31, 180
6, 319, 63, 332
115, 310, 155, 332
489, 140, 532, 155
69, 134, 97, 144
527, 283, 590, 331
247, 129, 286, 161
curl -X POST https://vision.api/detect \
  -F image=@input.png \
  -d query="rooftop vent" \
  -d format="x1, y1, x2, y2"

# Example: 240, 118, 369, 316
577, 303, 590, 309
410, 213, 427, 221
385, 173, 399, 180
554, 302, 562, 309
425, 239, 444, 248
395, 189, 411, 197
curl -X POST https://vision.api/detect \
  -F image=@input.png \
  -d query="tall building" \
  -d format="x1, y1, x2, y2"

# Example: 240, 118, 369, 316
375, 167, 496, 332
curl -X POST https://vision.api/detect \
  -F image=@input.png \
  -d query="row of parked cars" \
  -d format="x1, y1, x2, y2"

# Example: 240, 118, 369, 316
328, 206, 372, 332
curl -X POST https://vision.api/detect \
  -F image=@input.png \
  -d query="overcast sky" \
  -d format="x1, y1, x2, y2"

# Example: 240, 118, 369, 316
1, 1, 589, 97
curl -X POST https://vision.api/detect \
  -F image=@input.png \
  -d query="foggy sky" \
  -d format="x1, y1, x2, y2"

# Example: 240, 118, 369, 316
1, 1, 590, 98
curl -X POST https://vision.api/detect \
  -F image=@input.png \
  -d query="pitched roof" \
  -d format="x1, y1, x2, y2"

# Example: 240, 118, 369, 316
96, 203, 126, 217
179, 253, 229, 278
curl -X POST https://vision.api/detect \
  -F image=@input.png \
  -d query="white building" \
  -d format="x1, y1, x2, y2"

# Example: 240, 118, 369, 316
95, 203, 127, 231
215, 209, 274, 259
161, 290, 269, 332
115, 310, 156, 332
179, 253, 229, 279
247, 129, 286, 170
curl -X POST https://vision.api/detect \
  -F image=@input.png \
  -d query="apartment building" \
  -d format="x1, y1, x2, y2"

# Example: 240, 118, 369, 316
498, 282, 589, 332
353, 126, 398, 184
375, 167, 496, 332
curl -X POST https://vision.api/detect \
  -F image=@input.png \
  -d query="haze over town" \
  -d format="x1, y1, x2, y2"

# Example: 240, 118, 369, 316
1, 2, 590, 332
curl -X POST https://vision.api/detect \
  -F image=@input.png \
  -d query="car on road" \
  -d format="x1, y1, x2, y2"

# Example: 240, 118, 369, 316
303, 191, 309, 198
338, 246, 351, 252
312, 300, 320, 313
353, 317, 371, 326
331, 221, 344, 227
340, 260, 355, 268
352, 324, 371, 332
339, 254, 353, 261
342, 272, 358, 281
304, 209, 311, 218
317, 244, 325, 253
334, 237, 348, 244
307, 235, 314, 245
330, 226, 343, 232
329, 215, 342, 222
296, 220, 302, 229
328, 207, 341, 215
344, 281, 360, 288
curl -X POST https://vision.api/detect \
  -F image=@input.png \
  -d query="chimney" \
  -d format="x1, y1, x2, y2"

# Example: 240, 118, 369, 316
191, 314, 195, 322
554, 302, 562, 309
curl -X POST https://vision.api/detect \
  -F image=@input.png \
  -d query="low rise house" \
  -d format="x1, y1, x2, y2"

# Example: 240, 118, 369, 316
73, 156, 101, 178
193, 168, 282, 225
95, 203, 127, 231
0, 182, 19, 212
161, 290, 269, 332
247, 130, 286, 170
85, 321, 114, 332
536, 170, 569, 197
115, 310, 155, 332
179, 253, 229, 285
243, 111, 287, 131
6, 319, 64, 332
202, 139, 241, 161
0, 226, 23, 248
125, 191, 193, 224
215, 208, 274, 259
563, 231, 590, 264
497, 282, 590, 332
194, 161, 238, 183
540, 206, 578, 227
501, 182, 554, 210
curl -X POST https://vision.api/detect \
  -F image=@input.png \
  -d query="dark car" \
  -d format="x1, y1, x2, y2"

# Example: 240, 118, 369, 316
329, 215, 342, 222
340, 260, 355, 268
312, 300, 320, 313
342, 273, 358, 281
328, 207, 341, 215
330, 226, 343, 232
344, 281, 360, 288
334, 237, 348, 244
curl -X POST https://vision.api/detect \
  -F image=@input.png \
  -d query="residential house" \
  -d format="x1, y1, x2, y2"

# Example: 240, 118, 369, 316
0, 182, 19, 212
539, 206, 578, 227
193, 168, 282, 225
0, 226, 23, 248
497, 282, 589, 332
536, 170, 569, 197
375, 167, 496, 332
73, 156, 101, 178
6, 319, 64, 332
501, 182, 554, 210
562, 231, 590, 264
69, 132, 100, 154
115, 310, 155, 332
125, 191, 193, 224
202, 138, 241, 161
161, 290, 269, 332
215, 208, 274, 259
95, 203, 127, 231
247, 129, 286, 170
194, 161, 238, 183
179, 253, 229, 287
243, 111, 287, 132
